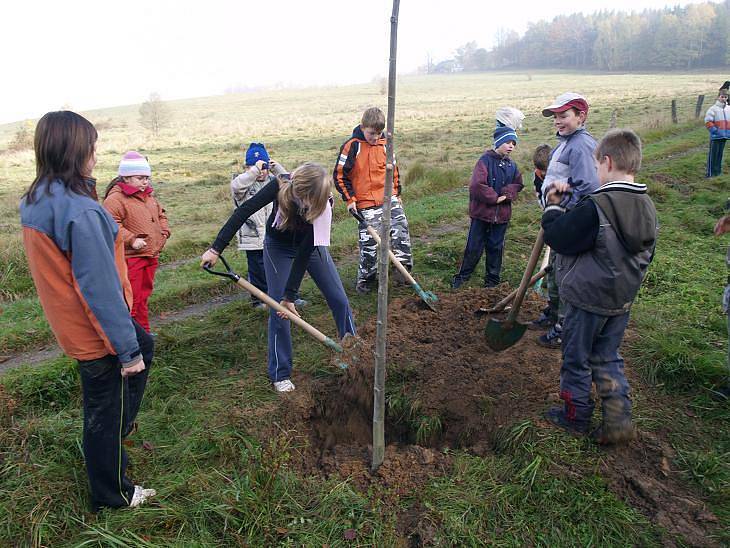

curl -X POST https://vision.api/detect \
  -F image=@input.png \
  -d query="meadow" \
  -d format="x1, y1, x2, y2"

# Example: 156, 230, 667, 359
0, 70, 728, 545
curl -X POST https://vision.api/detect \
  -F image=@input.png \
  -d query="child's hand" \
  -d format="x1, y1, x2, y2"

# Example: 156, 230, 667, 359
121, 357, 145, 378
132, 238, 147, 250
347, 202, 358, 213
200, 248, 219, 267
497, 196, 507, 204
277, 300, 300, 319
255, 160, 268, 171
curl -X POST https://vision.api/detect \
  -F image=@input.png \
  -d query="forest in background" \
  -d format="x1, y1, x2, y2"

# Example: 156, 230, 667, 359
424, 0, 730, 73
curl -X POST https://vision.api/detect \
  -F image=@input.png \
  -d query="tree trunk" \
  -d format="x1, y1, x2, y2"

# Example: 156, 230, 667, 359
372, 0, 400, 473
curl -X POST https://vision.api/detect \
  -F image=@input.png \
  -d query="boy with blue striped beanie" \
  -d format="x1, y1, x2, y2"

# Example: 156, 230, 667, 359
452, 124, 524, 289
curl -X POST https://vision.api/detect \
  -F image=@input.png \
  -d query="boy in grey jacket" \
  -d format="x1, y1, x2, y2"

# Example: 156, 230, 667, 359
534, 92, 600, 348
541, 128, 658, 444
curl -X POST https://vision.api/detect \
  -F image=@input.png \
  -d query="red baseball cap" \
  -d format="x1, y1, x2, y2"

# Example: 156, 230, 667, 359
542, 92, 589, 117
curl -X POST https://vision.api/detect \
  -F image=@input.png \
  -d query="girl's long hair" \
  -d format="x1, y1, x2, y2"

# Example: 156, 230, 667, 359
276, 163, 331, 231
23, 111, 98, 203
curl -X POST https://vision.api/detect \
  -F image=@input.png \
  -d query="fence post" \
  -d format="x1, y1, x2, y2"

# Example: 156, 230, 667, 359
695, 95, 705, 118
671, 100, 678, 124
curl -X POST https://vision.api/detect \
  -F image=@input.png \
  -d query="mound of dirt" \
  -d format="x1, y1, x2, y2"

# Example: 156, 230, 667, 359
273, 287, 719, 546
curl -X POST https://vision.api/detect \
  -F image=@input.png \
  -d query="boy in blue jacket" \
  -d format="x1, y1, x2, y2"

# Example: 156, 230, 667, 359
452, 126, 524, 288
541, 128, 658, 444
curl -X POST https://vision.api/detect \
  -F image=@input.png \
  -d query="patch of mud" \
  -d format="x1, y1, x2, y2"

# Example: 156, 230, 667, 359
270, 287, 719, 546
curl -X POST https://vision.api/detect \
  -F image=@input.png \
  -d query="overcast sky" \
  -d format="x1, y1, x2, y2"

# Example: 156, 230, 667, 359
0, 0, 718, 123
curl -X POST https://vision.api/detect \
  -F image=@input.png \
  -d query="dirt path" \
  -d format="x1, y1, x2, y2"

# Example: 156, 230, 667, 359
0, 292, 249, 374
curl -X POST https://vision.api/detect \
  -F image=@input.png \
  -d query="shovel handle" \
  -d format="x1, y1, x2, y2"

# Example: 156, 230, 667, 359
504, 228, 545, 327
487, 266, 549, 313
349, 209, 417, 285
203, 254, 342, 353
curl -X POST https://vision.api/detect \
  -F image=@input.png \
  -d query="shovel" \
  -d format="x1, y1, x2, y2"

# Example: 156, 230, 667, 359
533, 245, 551, 296
350, 209, 437, 312
203, 253, 348, 369
475, 264, 550, 316
484, 228, 545, 351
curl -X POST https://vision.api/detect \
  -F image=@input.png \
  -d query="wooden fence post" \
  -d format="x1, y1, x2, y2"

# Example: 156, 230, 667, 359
671, 100, 678, 124
695, 95, 705, 118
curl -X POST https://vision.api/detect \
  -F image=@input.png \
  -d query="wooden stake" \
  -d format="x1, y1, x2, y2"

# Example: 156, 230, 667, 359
671, 99, 678, 124
372, 0, 399, 473
695, 94, 705, 118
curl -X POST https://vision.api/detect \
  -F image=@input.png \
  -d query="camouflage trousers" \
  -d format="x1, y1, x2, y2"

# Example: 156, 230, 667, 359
357, 198, 413, 284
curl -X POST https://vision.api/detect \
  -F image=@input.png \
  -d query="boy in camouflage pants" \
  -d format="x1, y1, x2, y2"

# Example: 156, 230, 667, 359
334, 107, 412, 293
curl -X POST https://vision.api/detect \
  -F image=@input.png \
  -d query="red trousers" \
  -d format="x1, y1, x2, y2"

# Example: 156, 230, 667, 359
126, 257, 159, 333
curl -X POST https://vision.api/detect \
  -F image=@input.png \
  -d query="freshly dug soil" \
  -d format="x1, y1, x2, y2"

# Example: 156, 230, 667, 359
272, 287, 719, 546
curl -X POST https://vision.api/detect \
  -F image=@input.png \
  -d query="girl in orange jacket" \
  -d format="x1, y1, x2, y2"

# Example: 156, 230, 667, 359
103, 151, 170, 332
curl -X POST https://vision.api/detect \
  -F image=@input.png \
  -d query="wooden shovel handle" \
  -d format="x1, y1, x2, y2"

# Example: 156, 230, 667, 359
364, 225, 416, 285
488, 267, 548, 313
504, 229, 545, 327
234, 276, 334, 346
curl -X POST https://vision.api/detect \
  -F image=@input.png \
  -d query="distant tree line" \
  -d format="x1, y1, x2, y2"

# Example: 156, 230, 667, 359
423, 1, 730, 73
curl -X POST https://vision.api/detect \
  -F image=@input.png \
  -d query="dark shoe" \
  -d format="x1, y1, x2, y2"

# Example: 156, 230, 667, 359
537, 324, 562, 349
252, 301, 267, 311
590, 422, 636, 445
293, 298, 309, 307
484, 280, 499, 289
451, 277, 465, 289
544, 407, 589, 435
356, 281, 372, 295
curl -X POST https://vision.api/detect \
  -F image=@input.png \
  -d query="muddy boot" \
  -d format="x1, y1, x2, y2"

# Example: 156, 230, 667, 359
543, 407, 589, 435
590, 421, 636, 445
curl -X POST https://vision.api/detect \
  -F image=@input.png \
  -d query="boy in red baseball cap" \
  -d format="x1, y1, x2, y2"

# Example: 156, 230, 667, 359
533, 92, 600, 349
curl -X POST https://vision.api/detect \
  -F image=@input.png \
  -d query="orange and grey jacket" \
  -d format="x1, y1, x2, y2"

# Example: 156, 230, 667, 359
333, 125, 400, 209
20, 179, 141, 366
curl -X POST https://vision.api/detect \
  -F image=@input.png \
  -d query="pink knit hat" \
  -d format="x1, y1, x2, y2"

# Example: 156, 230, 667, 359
118, 151, 151, 177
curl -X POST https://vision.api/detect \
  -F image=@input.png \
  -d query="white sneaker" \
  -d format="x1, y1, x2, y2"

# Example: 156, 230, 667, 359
129, 485, 156, 507
273, 379, 295, 392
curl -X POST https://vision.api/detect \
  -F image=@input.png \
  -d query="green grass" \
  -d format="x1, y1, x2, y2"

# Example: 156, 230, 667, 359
1, 71, 729, 545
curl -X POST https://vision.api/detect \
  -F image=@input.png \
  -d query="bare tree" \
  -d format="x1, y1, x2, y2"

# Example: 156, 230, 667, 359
139, 92, 171, 136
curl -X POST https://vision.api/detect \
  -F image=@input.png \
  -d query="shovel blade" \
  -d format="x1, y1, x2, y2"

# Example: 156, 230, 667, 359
484, 318, 527, 351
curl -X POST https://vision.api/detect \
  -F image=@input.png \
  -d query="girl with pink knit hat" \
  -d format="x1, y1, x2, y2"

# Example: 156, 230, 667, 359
103, 152, 171, 332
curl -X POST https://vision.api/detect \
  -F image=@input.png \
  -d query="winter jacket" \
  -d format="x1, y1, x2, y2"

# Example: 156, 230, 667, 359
230, 163, 284, 251
542, 180, 658, 316
334, 125, 400, 209
468, 150, 524, 224
705, 101, 730, 140
20, 178, 141, 366
541, 127, 599, 210
103, 182, 170, 258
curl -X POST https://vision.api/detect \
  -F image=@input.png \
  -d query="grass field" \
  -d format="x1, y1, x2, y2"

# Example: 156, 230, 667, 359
0, 70, 728, 545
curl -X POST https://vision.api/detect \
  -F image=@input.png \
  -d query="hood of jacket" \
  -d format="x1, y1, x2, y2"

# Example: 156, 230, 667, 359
590, 181, 657, 253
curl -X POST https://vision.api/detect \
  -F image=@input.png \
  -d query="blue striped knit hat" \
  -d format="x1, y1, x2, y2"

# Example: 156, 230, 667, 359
118, 151, 151, 177
494, 126, 518, 149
